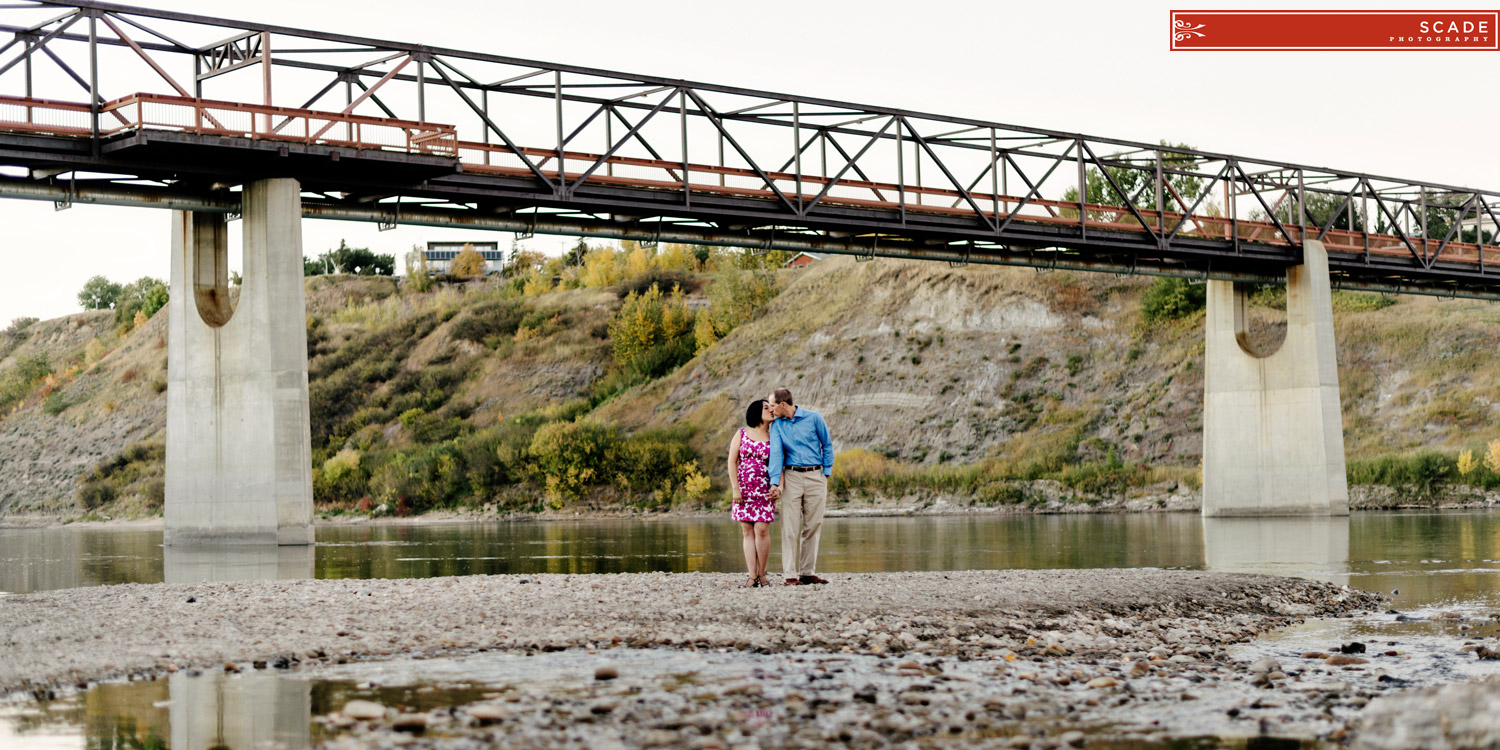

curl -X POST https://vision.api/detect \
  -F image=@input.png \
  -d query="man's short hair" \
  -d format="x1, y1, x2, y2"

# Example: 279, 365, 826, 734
772, 388, 793, 406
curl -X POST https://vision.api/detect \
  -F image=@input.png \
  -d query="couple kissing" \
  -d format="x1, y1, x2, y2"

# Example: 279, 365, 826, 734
726, 388, 835, 588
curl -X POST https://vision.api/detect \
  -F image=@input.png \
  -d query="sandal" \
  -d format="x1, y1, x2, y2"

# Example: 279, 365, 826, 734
756, 574, 771, 587
746, 576, 760, 588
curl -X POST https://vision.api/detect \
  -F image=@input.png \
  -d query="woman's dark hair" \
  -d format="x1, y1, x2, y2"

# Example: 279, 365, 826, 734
745, 399, 768, 428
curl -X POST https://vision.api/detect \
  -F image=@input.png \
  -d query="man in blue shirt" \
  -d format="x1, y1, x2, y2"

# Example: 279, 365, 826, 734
767, 387, 835, 585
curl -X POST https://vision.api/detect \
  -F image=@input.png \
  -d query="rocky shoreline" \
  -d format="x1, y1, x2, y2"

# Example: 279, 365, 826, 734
17, 569, 1500, 749
9, 483, 1500, 530
0, 569, 1395, 750
0, 570, 1374, 697
9, 479, 1500, 530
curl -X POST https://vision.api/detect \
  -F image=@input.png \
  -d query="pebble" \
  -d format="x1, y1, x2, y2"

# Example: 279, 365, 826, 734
1086, 676, 1117, 689
390, 713, 427, 733
466, 704, 507, 725
594, 665, 619, 680
1326, 654, 1369, 666
342, 700, 385, 721
1059, 730, 1086, 747
1249, 658, 1282, 674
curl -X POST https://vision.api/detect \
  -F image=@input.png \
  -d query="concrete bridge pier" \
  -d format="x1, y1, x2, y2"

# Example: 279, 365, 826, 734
1202, 239, 1349, 516
165, 178, 314, 545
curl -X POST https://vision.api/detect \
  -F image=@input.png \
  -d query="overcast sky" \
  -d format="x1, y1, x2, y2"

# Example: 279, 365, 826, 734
2, 0, 1496, 325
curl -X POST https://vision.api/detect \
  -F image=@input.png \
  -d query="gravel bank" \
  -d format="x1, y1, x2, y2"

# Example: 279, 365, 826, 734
0, 569, 1376, 698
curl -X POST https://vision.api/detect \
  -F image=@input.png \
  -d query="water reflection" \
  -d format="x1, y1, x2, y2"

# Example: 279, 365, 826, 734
169, 671, 309, 750
11, 512, 1500, 748
1202, 516, 1350, 585
2, 513, 1499, 613
164, 545, 315, 585
0, 527, 163, 594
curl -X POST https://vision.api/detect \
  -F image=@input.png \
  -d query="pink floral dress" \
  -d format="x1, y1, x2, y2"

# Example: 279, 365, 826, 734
732, 428, 776, 523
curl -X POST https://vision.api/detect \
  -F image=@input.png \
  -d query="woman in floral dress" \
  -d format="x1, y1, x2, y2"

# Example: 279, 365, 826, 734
728, 399, 777, 587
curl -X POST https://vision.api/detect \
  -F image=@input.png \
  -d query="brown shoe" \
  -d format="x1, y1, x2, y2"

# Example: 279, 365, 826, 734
784, 578, 803, 586
799, 575, 829, 585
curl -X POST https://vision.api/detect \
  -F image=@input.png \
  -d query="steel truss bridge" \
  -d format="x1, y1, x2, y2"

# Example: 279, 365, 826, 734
1, 1, 1498, 297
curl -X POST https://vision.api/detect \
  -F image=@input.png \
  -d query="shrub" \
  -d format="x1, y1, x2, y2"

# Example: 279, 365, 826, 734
404, 246, 436, 293
830, 448, 896, 493
84, 338, 108, 365
693, 267, 779, 352
1141, 277, 1205, 322
78, 480, 115, 510
42, 392, 73, 415
614, 430, 693, 492
75, 440, 165, 511
3, 317, 37, 338
528, 419, 619, 506
0, 353, 52, 408
1331, 290, 1396, 313
1486, 440, 1500, 475
450, 300, 524, 344
1459, 449, 1479, 477
113, 277, 167, 326
521, 270, 553, 297
1348, 451, 1454, 496
322, 448, 362, 483
579, 246, 623, 288
619, 269, 699, 299
609, 284, 695, 377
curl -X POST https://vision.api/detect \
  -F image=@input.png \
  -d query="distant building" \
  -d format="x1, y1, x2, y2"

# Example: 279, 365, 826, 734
424, 241, 504, 275
784, 252, 824, 268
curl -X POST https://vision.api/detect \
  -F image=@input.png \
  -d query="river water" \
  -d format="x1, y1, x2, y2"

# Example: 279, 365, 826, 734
2, 511, 1499, 748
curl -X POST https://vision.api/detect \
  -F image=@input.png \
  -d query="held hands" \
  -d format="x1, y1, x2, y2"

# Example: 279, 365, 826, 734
768, 485, 782, 501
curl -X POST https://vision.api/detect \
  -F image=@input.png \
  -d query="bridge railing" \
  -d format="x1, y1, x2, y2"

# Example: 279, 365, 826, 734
450, 137, 1471, 265
92, 94, 458, 157
0, 92, 1479, 269
0, 95, 93, 136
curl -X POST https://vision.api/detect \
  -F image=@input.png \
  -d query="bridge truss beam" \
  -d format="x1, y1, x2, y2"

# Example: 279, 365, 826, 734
0, 1, 1497, 297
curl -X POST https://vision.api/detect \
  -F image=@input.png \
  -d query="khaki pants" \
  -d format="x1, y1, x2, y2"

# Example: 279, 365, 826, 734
779, 470, 827, 577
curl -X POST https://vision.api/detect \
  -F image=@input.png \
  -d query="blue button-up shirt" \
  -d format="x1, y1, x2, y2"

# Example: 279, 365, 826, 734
768, 406, 834, 486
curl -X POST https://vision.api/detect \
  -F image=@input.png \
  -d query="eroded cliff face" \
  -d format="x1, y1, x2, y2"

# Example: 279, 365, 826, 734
596, 257, 1206, 475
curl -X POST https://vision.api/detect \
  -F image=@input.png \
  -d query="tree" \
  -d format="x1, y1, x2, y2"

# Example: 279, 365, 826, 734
1062, 141, 1207, 222
450, 244, 487, 279
404, 245, 435, 292
306, 241, 396, 276
78, 275, 122, 310
1408, 193, 1495, 245
565, 238, 589, 267
1141, 277, 1205, 322
1255, 190, 1367, 232
608, 283, 695, 377
694, 267, 780, 352
505, 243, 546, 278
114, 277, 168, 326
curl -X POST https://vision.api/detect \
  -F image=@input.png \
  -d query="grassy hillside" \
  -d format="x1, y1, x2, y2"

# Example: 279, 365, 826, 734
5, 245, 1500, 521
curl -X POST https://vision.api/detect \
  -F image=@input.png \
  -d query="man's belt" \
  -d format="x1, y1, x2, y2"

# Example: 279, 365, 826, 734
786, 465, 822, 472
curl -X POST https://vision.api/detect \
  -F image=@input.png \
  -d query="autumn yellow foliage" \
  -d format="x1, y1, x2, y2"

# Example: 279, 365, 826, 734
1485, 440, 1500, 475
449, 244, 487, 278
1458, 449, 1478, 476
